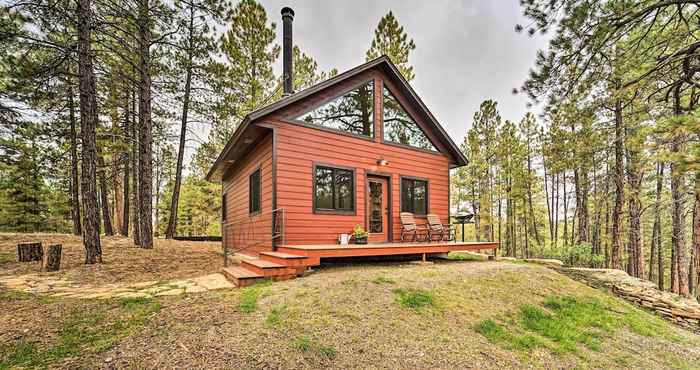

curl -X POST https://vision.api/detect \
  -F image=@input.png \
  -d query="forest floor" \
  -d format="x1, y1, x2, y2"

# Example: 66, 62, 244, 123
0, 233, 223, 284
2, 234, 700, 369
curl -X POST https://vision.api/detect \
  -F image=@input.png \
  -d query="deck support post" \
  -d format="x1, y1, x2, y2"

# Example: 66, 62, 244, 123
223, 241, 228, 267
422, 253, 426, 263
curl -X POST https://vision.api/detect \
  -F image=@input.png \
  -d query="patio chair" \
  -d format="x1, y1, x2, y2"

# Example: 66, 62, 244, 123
426, 214, 455, 242
400, 212, 426, 242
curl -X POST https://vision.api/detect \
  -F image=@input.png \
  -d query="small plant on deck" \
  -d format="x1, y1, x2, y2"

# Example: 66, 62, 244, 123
352, 225, 368, 244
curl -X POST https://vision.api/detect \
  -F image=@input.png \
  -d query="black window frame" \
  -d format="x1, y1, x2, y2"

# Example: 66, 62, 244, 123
400, 176, 429, 216
312, 163, 356, 215
249, 168, 261, 215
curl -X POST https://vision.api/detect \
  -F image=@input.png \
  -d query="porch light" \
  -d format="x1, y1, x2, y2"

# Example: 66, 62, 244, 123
377, 158, 389, 166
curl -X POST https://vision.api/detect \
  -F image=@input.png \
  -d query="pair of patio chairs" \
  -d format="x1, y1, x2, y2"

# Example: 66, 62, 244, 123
400, 212, 455, 242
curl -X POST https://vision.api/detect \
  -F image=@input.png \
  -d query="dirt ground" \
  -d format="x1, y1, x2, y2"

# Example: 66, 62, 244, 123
2, 234, 700, 369
3, 253, 700, 369
0, 233, 223, 284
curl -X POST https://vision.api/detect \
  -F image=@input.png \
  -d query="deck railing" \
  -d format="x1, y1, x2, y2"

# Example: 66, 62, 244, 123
221, 208, 285, 267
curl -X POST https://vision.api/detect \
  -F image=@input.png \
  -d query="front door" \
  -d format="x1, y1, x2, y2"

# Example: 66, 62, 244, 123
367, 177, 389, 243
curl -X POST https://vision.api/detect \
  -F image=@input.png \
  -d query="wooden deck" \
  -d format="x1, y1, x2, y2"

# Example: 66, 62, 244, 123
278, 241, 498, 258
222, 241, 499, 287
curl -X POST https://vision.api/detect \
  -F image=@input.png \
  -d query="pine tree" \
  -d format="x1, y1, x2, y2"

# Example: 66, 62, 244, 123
366, 11, 416, 81
164, 0, 226, 239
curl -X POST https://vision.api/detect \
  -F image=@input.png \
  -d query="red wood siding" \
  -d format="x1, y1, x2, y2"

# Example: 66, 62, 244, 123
221, 133, 274, 256
261, 66, 453, 245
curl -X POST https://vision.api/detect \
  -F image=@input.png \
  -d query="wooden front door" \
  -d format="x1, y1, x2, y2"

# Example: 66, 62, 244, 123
367, 176, 389, 243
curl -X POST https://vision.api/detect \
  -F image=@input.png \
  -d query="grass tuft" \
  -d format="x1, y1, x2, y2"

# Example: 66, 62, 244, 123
293, 336, 311, 351
0, 290, 54, 304
318, 345, 337, 358
0, 298, 161, 368
265, 306, 283, 328
239, 280, 272, 313
393, 288, 436, 310
372, 276, 395, 285
475, 295, 670, 356
291, 336, 337, 359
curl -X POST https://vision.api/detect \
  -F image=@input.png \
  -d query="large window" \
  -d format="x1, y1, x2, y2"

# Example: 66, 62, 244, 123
314, 165, 355, 213
383, 87, 437, 151
249, 169, 261, 214
296, 81, 374, 137
401, 177, 428, 215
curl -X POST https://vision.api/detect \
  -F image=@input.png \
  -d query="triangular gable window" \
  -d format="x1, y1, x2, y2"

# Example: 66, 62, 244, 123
295, 81, 374, 137
382, 86, 437, 151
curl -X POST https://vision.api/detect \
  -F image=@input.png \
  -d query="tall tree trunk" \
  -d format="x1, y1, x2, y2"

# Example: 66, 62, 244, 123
68, 86, 82, 236
627, 162, 643, 278
131, 82, 141, 245
563, 172, 569, 247
554, 172, 560, 249
544, 164, 553, 242
604, 165, 611, 268
76, 0, 102, 263
693, 172, 700, 299
650, 161, 664, 289
97, 154, 114, 236
526, 152, 541, 246
592, 158, 602, 256
611, 97, 624, 270
471, 180, 480, 242
671, 87, 689, 296
112, 106, 124, 235
137, 0, 154, 248
165, 47, 194, 239
576, 169, 589, 244
121, 84, 130, 236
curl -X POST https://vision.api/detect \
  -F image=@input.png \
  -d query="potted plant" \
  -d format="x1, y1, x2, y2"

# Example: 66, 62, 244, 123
352, 225, 369, 245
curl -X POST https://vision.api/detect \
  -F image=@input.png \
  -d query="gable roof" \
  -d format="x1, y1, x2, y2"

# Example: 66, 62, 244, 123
206, 55, 467, 181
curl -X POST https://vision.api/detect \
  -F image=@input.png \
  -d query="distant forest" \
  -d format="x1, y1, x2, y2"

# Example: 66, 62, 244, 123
1, 1, 699, 298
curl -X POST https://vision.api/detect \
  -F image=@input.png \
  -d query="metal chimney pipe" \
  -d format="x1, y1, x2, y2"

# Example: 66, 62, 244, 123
281, 7, 294, 95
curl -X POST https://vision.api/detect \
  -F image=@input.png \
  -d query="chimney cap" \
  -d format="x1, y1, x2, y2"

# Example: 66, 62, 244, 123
281, 7, 294, 18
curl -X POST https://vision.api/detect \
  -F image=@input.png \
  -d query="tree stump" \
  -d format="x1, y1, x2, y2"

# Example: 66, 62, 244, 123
17, 242, 42, 262
42, 244, 62, 272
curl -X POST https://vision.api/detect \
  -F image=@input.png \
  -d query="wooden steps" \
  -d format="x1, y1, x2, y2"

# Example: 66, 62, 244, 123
221, 266, 265, 287
221, 249, 318, 287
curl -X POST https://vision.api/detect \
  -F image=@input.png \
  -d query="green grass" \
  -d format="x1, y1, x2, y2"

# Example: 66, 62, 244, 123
392, 288, 437, 310
0, 252, 13, 264
0, 297, 161, 369
473, 320, 543, 350
293, 336, 312, 351
265, 306, 283, 328
448, 252, 487, 261
238, 280, 272, 313
0, 290, 54, 304
291, 336, 336, 358
474, 295, 669, 356
371, 276, 395, 285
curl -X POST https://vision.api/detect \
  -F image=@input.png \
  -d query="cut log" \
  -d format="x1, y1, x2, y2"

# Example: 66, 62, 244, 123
42, 244, 62, 272
17, 242, 42, 262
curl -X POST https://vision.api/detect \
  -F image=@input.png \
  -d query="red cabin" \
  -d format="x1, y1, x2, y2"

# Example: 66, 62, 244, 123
206, 8, 497, 286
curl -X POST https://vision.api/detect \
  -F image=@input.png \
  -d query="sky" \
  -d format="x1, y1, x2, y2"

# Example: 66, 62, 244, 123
257, 0, 550, 143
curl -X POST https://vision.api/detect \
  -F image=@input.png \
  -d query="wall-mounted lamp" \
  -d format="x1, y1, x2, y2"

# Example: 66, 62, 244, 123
377, 158, 389, 166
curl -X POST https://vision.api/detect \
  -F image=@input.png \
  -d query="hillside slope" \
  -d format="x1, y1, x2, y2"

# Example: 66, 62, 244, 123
2, 259, 700, 369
